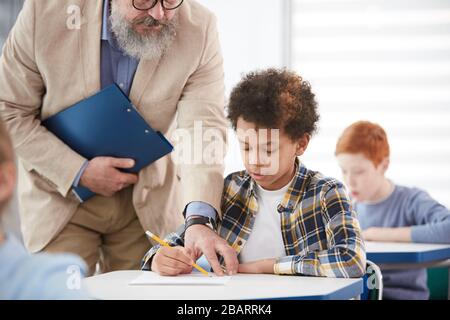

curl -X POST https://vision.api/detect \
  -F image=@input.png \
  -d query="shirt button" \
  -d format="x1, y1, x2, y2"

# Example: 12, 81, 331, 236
119, 83, 124, 88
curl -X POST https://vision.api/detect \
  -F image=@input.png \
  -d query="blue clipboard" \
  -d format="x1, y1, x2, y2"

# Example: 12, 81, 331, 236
42, 84, 174, 202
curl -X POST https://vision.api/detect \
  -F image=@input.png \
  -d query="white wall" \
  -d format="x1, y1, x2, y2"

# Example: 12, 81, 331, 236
197, 0, 286, 174
291, 0, 450, 208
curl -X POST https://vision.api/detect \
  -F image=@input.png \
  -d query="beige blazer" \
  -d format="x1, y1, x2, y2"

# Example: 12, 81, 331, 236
0, 0, 227, 252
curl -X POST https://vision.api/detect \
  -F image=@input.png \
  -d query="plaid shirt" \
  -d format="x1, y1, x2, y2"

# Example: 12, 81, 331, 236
142, 160, 366, 278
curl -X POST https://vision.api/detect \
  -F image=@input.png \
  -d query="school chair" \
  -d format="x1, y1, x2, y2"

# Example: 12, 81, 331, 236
361, 260, 383, 300
427, 267, 449, 300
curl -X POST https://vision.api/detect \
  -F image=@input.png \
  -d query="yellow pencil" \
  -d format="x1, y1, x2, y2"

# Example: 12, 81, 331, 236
145, 230, 211, 277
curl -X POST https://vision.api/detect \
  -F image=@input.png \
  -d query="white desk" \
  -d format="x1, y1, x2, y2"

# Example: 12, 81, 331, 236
365, 241, 450, 299
83, 271, 363, 300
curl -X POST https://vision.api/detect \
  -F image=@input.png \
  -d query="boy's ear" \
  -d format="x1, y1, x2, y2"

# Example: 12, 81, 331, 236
295, 134, 311, 156
379, 157, 390, 174
0, 162, 16, 208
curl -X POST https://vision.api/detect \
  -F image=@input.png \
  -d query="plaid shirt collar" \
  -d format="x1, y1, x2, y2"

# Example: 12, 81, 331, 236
242, 157, 309, 215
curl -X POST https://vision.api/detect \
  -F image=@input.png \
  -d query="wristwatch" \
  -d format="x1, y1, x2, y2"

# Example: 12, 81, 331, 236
184, 216, 216, 232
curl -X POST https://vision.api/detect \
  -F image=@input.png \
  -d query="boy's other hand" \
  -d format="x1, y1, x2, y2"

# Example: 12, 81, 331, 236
238, 259, 276, 274
362, 227, 412, 242
151, 246, 194, 276
184, 224, 238, 276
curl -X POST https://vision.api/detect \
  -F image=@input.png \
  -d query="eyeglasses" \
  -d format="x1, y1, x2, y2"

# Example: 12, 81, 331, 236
132, 0, 184, 11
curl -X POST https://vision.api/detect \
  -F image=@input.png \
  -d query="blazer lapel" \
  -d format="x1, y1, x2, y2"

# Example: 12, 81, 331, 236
129, 56, 162, 107
79, 0, 102, 97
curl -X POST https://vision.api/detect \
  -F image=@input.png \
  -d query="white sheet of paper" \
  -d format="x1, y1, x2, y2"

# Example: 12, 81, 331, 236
129, 272, 231, 286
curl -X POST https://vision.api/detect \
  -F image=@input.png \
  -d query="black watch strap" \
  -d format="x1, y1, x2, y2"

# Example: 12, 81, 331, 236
184, 216, 215, 232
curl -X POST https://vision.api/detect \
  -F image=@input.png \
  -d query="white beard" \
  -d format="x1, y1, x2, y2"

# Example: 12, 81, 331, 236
110, 2, 178, 60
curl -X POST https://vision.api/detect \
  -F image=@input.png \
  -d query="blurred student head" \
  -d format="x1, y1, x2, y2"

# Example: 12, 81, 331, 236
227, 68, 319, 190
0, 119, 16, 215
335, 120, 390, 202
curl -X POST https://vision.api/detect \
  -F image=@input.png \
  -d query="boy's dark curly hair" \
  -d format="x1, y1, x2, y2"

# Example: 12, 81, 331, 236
227, 68, 319, 140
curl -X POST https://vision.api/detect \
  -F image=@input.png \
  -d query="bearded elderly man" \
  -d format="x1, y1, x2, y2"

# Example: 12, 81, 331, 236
0, 0, 238, 276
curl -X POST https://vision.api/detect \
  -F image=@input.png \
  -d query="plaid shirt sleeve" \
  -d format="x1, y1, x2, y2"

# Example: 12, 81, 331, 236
140, 225, 186, 271
274, 183, 366, 278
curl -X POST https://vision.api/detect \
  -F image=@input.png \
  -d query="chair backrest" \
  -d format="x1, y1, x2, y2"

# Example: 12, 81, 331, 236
361, 260, 383, 300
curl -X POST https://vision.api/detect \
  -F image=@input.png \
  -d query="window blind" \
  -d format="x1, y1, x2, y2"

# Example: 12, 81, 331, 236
291, 0, 450, 207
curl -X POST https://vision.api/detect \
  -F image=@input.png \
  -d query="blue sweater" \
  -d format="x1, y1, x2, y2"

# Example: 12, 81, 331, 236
0, 233, 90, 300
355, 184, 450, 300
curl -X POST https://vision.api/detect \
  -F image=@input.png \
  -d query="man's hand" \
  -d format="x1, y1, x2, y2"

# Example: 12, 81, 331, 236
151, 246, 195, 276
362, 227, 412, 242
79, 157, 138, 197
184, 224, 238, 276
238, 259, 276, 274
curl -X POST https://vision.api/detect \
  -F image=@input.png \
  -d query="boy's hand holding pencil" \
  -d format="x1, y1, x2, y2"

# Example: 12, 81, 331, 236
146, 231, 211, 277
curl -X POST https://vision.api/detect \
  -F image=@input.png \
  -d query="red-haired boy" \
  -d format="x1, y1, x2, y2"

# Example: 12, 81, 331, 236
335, 120, 450, 300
